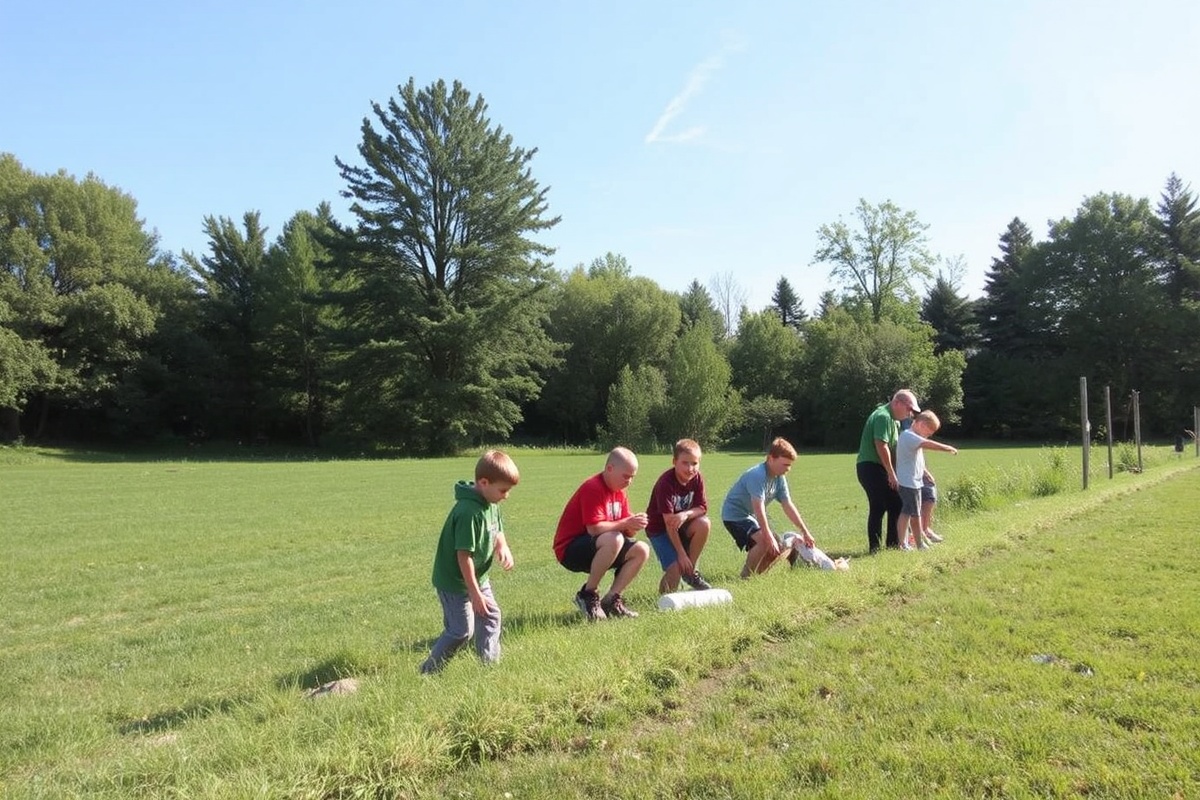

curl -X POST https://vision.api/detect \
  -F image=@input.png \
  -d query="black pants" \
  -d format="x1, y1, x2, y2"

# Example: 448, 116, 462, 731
856, 461, 901, 552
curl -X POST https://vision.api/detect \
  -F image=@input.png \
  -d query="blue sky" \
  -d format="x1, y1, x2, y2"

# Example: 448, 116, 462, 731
4, 0, 1198, 313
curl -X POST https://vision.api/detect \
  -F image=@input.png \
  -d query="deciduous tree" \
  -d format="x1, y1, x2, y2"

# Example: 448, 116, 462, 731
539, 256, 679, 442
813, 199, 934, 323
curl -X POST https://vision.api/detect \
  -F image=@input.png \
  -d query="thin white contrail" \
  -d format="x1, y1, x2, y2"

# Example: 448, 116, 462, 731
645, 36, 745, 145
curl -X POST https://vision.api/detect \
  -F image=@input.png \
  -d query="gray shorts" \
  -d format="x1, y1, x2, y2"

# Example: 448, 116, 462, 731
899, 486, 922, 516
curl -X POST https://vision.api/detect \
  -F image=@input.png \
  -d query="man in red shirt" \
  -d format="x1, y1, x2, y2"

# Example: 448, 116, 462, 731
553, 447, 650, 621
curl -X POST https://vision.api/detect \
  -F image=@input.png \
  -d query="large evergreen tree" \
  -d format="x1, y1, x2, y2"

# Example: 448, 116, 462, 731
1152, 174, 1200, 426
260, 204, 342, 445
1152, 173, 1200, 304
920, 270, 976, 355
183, 211, 270, 441
975, 217, 1035, 355
331, 79, 559, 454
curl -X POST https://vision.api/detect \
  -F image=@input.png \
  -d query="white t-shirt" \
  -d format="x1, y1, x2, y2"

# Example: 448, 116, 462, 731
895, 428, 926, 490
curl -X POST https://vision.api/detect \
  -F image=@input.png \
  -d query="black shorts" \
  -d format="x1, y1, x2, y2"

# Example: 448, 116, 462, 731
559, 533, 641, 574
723, 519, 763, 552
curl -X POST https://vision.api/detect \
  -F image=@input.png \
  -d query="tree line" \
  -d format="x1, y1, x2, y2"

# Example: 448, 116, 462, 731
2, 79, 1197, 453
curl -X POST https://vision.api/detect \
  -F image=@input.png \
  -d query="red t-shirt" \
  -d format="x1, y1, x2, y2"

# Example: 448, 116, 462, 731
552, 473, 630, 562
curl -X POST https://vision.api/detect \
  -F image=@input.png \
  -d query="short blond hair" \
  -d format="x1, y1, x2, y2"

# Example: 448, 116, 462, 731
476, 449, 520, 485
915, 410, 941, 434
674, 438, 702, 459
767, 437, 797, 459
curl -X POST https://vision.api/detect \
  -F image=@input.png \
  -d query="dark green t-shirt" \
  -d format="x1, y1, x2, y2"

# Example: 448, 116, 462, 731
856, 403, 898, 465
430, 480, 503, 593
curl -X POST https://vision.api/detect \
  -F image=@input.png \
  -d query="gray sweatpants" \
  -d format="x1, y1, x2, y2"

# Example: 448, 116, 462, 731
419, 584, 502, 674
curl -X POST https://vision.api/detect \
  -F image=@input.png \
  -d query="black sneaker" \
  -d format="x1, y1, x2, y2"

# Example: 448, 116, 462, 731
574, 586, 606, 621
681, 569, 713, 591
600, 593, 638, 619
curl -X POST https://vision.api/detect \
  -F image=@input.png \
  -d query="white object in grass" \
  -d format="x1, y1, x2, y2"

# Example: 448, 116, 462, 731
657, 588, 733, 611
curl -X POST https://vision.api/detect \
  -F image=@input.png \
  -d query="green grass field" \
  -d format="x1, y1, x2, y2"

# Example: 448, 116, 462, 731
2, 443, 1196, 797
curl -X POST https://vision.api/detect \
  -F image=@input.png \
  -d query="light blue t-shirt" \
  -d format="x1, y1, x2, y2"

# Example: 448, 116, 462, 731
895, 428, 926, 489
721, 462, 790, 523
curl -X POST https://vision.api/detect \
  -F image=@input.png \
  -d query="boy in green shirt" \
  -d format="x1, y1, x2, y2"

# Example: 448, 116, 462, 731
420, 450, 518, 674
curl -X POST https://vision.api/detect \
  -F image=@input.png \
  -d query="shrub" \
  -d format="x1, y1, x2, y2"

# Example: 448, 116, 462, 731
1031, 447, 1069, 496
944, 473, 990, 512
1115, 442, 1141, 473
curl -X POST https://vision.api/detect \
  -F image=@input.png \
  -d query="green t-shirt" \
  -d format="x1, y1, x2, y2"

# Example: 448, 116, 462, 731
430, 480, 503, 594
856, 403, 898, 465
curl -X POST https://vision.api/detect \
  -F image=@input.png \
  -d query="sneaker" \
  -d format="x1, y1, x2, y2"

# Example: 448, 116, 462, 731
925, 531, 944, 543
574, 586, 606, 621
681, 570, 712, 591
917, 541, 930, 550
600, 593, 638, 619
899, 542, 913, 551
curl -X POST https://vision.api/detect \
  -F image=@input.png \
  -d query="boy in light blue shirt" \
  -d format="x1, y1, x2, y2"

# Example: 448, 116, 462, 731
721, 437, 816, 578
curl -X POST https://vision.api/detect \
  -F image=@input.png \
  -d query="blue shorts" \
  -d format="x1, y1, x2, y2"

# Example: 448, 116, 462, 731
647, 518, 700, 570
899, 486, 921, 516
921, 480, 937, 505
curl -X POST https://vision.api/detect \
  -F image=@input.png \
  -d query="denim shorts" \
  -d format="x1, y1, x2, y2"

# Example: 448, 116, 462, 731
646, 518, 700, 569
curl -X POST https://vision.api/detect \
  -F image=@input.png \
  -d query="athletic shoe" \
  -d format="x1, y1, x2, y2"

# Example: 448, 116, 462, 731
925, 531, 944, 543
917, 541, 930, 550
681, 570, 713, 591
899, 542, 914, 551
600, 593, 638, 618
574, 586, 606, 621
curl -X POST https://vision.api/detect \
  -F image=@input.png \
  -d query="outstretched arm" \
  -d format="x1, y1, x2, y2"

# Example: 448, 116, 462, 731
781, 500, 814, 547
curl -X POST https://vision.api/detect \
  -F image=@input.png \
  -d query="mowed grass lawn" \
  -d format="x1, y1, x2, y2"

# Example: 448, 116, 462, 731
1, 444, 1196, 798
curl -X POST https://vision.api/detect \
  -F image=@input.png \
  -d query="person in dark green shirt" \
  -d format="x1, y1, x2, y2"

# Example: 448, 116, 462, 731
420, 450, 519, 674
855, 389, 919, 553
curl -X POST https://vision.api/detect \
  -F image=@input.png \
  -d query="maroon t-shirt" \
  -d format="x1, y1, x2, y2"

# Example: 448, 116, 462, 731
645, 468, 707, 536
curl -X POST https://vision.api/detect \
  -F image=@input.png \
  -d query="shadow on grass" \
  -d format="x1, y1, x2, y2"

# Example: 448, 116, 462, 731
275, 649, 388, 691
18, 443, 352, 465
114, 694, 254, 736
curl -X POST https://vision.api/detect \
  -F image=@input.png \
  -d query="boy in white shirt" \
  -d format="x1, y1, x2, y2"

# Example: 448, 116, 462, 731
895, 411, 958, 550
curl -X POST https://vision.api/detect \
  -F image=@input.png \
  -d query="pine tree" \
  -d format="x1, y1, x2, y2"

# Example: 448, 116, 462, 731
768, 276, 807, 329
976, 218, 1034, 355
330, 78, 559, 454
